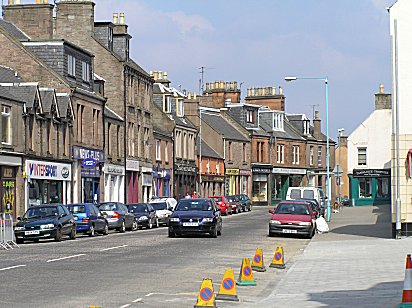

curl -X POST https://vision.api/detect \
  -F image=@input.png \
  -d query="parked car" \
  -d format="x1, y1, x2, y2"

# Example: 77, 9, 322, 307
341, 196, 350, 206
97, 202, 135, 232
209, 196, 230, 215
66, 203, 109, 236
296, 198, 322, 218
14, 204, 76, 243
168, 198, 222, 238
286, 187, 326, 215
268, 200, 316, 239
149, 198, 176, 226
226, 195, 242, 214
127, 203, 159, 229
235, 194, 252, 212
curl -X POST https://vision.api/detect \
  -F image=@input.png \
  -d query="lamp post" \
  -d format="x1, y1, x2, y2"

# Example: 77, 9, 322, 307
337, 128, 345, 205
285, 76, 331, 222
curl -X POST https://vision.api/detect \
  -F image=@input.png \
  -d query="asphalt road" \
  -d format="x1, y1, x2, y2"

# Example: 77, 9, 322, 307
0, 207, 311, 308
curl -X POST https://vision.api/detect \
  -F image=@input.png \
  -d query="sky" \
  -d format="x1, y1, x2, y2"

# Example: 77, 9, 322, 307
8, 0, 395, 139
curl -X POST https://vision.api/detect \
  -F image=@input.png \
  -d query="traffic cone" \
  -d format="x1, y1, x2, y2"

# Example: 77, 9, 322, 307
399, 254, 412, 308
270, 246, 286, 269
215, 268, 239, 301
194, 278, 216, 308
251, 248, 266, 272
236, 258, 256, 286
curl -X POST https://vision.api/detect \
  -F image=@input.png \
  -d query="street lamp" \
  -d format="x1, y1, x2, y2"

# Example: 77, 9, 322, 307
285, 76, 331, 222
337, 128, 345, 205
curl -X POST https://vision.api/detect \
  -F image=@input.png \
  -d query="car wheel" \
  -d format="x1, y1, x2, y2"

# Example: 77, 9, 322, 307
55, 227, 62, 242
102, 223, 109, 235
69, 227, 76, 240
16, 238, 24, 244
89, 224, 95, 237
118, 220, 126, 233
217, 227, 222, 236
210, 227, 218, 238
168, 229, 175, 238
132, 220, 138, 231
269, 231, 274, 237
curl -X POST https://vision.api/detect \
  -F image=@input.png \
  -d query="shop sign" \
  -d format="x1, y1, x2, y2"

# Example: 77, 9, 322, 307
252, 167, 271, 174
353, 169, 390, 178
26, 160, 71, 181
239, 170, 252, 176
73, 146, 104, 162
2, 167, 15, 178
142, 174, 152, 186
81, 166, 100, 178
272, 167, 307, 175
203, 175, 225, 182
174, 163, 197, 174
104, 164, 125, 176
126, 159, 140, 171
141, 167, 153, 173
225, 168, 239, 176
82, 158, 97, 169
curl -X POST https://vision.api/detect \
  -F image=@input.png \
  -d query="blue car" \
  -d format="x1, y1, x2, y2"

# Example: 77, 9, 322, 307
66, 203, 109, 236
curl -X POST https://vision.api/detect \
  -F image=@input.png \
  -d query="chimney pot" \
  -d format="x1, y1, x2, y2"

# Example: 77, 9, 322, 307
194, 92, 197, 99
153, 71, 158, 80
220, 81, 224, 89
113, 13, 119, 24
379, 84, 384, 94
315, 110, 319, 120
247, 88, 251, 96
234, 81, 237, 89
272, 86, 276, 95
164, 72, 168, 80
149, 71, 153, 77
279, 86, 283, 95
119, 13, 125, 25
158, 71, 163, 80
188, 92, 192, 99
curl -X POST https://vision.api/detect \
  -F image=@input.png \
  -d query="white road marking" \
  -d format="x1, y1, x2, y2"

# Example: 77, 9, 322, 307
46, 254, 86, 263
119, 304, 131, 308
132, 298, 143, 302
100, 244, 128, 251
0, 264, 26, 271
145, 292, 197, 297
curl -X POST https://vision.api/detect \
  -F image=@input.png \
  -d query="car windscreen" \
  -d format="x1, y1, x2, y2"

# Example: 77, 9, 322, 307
25, 206, 58, 219
175, 200, 213, 211
290, 189, 301, 199
128, 204, 148, 213
151, 202, 167, 210
303, 190, 315, 199
275, 203, 310, 215
211, 197, 222, 202
67, 205, 87, 214
98, 203, 117, 211
226, 196, 235, 202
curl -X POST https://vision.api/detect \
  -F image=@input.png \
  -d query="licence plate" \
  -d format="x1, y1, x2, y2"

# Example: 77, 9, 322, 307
25, 230, 40, 235
282, 229, 297, 234
183, 222, 199, 227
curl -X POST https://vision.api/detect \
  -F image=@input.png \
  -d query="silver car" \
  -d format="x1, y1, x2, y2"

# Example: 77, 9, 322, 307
97, 202, 136, 232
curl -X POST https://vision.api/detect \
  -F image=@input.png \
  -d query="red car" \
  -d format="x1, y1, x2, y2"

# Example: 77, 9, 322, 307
210, 196, 230, 215
268, 201, 316, 239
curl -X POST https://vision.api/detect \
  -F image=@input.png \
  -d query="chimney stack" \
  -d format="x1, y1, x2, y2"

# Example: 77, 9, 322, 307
113, 13, 118, 24
313, 111, 322, 139
375, 84, 392, 110
119, 13, 125, 25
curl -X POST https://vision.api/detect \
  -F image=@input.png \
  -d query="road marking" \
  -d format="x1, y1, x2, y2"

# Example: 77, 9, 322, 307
0, 264, 26, 271
100, 244, 128, 251
119, 304, 131, 308
145, 292, 197, 297
46, 254, 86, 263
132, 298, 143, 303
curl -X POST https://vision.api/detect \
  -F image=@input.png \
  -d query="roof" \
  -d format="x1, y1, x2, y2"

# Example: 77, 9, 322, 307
0, 66, 23, 83
126, 59, 150, 78
153, 82, 186, 97
104, 106, 124, 122
172, 114, 196, 129
202, 112, 249, 142
196, 138, 223, 159
56, 94, 70, 118
0, 83, 38, 107
259, 117, 305, 141
0, 19, 30, 40
39, 89, 54, 113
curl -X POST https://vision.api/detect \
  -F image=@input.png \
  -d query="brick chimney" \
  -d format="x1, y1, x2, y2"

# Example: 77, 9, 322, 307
203, 80, 240, 108
244, 85, 285, 111
313, 111, 322, 140
375, 84, 392, 110
151, 71, 171, 87
55, 0, 96, 46
2, 0, 54, 39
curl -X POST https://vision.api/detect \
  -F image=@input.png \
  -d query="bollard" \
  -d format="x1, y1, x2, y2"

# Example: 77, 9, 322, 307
351, 199, 355, 207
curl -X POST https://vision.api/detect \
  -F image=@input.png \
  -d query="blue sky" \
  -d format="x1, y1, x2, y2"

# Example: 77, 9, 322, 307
11, 0, 394, 138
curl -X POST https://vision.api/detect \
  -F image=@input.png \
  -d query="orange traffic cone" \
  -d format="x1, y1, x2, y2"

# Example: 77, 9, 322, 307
194, 278, 217, 307
251, 248, 266, 272
270, 246, 286, 269
399, 254, 412, 308
215, 268, 239, 301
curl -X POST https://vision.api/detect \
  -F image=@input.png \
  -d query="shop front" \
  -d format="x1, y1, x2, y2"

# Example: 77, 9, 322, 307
126, 159, 140, 203
202, 175, 225, 197
174, 163, 197, 199
225, 168, 239, 195
153, 167, 171, 198
239, 170, 251, 196
252, 165, 272, 206
25, 159, 71, 209
73, 146, 104, 204
141, 167, 153, 202
0, 155, 22, 217
103, 164, 125, 203
271, 167, 306, 205
349, 169, 391, 206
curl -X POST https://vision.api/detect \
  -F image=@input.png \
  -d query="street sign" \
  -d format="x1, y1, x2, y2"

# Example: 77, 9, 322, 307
333, 164, 343, 177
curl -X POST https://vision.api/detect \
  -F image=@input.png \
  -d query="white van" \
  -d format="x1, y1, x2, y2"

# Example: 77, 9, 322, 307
286, 187, 326, 215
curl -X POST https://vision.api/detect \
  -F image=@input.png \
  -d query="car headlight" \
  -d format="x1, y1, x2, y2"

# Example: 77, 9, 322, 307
138, 216, 148, 221
40, 224, 55, 229
170, 218, 179, 222
270, 220, 281, 224
299, 222, 311, 226
202, 218, 214, 223
14, 226, 25, 231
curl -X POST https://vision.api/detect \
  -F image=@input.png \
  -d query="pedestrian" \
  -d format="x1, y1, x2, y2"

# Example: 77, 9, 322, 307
191, 191, 198, 198
185, 192, 191, 199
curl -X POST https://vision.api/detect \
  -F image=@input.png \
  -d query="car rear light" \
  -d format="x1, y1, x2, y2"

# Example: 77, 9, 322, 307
112, 212, 120, 218
82, 217, 90, 222
218, 201, 223, 205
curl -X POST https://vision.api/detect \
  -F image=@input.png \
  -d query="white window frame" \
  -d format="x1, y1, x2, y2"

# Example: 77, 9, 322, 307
246, 110, 254, 123
2, 105, 11, 145
68, 55, 76, 77
304, 120, 310, 135
358, 147, 367, 166
156, 139, 161, 161
318, 146, 322, 166
309, 146, 314, 166
273, 113, 284, 131
176, 99, 184, 117
292, 145, 300, 165
164, 95, 172, 113
82, 61, 90, 82
216, 160, 220, 174
207, 158, 210, 173
165, 141, 169, 163
277, 144, 284, 164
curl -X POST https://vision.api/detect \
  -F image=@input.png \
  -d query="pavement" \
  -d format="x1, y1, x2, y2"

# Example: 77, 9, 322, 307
249, 204, 411, 308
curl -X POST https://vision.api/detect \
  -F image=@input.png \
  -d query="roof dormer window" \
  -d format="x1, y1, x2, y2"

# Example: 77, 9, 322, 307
176, 98, 184, 117
67, 55, 76, 77
273, 113, 284, 131
303, 120, 310, 135
164, 95, 171, 113
246, 110, 255, 123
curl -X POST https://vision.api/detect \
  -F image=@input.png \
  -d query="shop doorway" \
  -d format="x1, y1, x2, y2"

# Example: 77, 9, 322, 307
83, 178, 100, 203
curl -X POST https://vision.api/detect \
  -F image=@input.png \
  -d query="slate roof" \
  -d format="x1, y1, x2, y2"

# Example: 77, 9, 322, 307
259, 117, 305, 141
39, 89, 54, 113
0, 19, 30, 41
56, 94, 70, 118
172, 114, 196, 129
126, 59, 150, 78
0, 66, 23, 83
196, 138, 223, 159
104, 106, 124, 122
202, 113, 249, 142
0, 84, 38, 107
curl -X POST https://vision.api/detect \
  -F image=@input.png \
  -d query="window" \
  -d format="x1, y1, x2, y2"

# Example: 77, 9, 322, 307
376, 178, 389, 198
292, 145, 300, 165
309, 146, 314, 166
156, 139, 161, 161
46, 121, 51, 154
183, 132, 187, 159
207, 159, 210, 173
216, 160, 220, 174
68, 55, 76, 77
260, 142, 264, 162
273, 113, 284, 130
77, 104, 84, 143
242, 143, 246, 162
117, 125, 121, 158
165, 141, 169, 163
128, 122, 135, 156
359, 178, 372, 198
276, 144, 284, 163
1, 105, 11, 144
246, 110, 255, 123
228, 141, 233, 161
304, 120, 310, 135
107, 123, 112, 156
176, 99, 184, 117
108, 27, 113, 50
358, 147, 367, 166
164, 96, 171, 113
318, 146, 322, 166
82, 61, 90, 82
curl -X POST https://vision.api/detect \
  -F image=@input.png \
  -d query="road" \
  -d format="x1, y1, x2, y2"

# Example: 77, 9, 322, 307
0, 207, 310, 308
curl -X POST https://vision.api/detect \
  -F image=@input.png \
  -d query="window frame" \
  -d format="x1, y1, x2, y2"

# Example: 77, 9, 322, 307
1, 105, 11, 145
67, 55, 76, 77
82, 61, 90, 83
358, 147, 367, 166
156, 139, 161, 161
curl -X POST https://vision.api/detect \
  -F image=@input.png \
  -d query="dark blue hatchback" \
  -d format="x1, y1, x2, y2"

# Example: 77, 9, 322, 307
66, 203, 109, 236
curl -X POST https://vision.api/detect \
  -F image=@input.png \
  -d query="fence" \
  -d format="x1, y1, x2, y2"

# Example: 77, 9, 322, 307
0, 213, 19, 250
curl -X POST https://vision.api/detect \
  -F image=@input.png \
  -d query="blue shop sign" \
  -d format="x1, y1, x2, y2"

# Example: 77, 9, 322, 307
73, 146, 104, 162
82, 158, 97, 169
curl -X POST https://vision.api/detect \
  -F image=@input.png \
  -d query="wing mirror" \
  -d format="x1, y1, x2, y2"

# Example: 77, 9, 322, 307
268, 209, 275, 214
